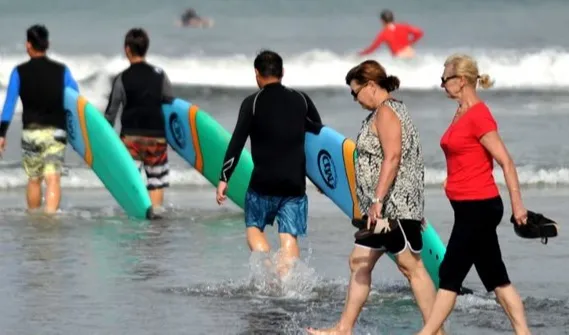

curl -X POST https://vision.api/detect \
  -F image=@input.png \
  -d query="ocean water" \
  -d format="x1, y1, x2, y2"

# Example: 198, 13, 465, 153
0, 0, 568, 334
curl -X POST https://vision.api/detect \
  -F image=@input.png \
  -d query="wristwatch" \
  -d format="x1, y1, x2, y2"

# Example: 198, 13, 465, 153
371, 197, 383, 204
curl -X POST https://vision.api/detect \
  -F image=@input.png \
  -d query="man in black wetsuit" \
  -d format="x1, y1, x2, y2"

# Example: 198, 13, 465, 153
104, 28, 173, 211
216, 50, 322, 278
0, 24, 79, 214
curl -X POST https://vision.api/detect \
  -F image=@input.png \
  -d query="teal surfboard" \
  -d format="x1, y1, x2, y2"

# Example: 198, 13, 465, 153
63, 88, 153, 219
162, 97, 463, 290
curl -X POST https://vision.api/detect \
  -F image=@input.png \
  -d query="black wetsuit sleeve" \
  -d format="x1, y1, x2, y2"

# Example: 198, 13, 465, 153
104, 73, 126, 126
219, 97, 254, 183
162, 72, 174, 102
302, 92, 322, 124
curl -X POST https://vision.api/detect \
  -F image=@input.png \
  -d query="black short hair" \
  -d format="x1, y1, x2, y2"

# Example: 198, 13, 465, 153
253, 50, 283, 78
124, 28, 149, 57
379, 9, 394, 23
26, 25, 49, 52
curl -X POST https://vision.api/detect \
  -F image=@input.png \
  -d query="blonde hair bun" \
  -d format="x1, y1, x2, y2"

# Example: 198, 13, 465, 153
478, 74, 494, 89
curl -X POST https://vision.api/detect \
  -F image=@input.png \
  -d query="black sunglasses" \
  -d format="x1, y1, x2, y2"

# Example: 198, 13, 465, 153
350, 82, 370, 100
441, 75, 459, 85
350, 90, 358, 100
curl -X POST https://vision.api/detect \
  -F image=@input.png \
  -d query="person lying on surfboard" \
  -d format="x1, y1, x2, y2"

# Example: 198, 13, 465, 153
0, 24, 79, 215
104, 28, 174, 212
216, 50, 322, 279
177, 8, 214, 28
358, 9, 423, 59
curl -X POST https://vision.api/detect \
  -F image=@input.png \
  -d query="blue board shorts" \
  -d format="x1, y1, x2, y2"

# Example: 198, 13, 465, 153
244, 189, 308, 237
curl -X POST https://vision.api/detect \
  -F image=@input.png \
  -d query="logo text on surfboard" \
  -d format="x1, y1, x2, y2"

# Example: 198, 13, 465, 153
317, 149, 337, 189
169, 113, 186, 148
65, 109, 75, 141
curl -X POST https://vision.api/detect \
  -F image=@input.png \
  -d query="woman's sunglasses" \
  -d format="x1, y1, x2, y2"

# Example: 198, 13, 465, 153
350, 82, 369, 100
441, 75, 459, 85
350, 90, 359, 100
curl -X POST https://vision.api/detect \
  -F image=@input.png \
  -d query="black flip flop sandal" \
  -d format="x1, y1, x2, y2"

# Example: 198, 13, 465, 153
352, 215, 399, 239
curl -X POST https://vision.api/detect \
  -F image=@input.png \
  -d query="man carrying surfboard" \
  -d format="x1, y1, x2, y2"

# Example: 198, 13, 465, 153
104, 28, 174, 211
216, 50, 322, 278
0, 24, 79, 214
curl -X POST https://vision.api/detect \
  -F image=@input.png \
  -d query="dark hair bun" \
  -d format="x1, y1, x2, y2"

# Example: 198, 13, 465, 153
379, 75, 400, 92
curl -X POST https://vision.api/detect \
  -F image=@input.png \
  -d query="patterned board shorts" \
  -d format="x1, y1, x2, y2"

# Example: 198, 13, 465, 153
21, 128, 66, 179
121, 135, 169, 190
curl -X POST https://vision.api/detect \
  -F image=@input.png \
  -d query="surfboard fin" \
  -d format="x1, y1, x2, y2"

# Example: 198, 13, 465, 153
146, 207, 163, 220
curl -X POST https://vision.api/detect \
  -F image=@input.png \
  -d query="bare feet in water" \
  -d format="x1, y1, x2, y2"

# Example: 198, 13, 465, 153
306, 326, 352, 335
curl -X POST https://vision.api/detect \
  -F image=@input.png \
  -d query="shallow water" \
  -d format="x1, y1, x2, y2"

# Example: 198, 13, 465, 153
0, 188, 567, 334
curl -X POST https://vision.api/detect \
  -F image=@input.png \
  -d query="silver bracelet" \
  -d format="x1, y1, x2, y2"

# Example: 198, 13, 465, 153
371, 197, 383, 204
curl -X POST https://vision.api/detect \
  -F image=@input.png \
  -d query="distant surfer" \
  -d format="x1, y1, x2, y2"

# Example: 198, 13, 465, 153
358, 9, 424, 59
177, 8, 214, 28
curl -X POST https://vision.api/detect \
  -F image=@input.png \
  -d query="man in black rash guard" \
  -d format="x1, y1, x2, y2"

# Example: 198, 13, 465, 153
216, 50, 322, 278
0, 24, 79, 214
104, 28, 173, 211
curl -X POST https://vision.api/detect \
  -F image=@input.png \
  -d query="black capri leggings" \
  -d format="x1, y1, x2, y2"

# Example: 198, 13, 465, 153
438, 196, 511, 293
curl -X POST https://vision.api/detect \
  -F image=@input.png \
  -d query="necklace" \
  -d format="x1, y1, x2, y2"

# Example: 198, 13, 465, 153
451, 108, 462, 123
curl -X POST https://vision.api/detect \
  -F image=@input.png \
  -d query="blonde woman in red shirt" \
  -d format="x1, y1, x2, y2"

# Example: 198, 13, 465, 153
417, 54, 531, 335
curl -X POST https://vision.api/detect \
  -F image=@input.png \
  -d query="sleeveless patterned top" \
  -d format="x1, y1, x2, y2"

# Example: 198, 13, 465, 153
355, 99, 425, 221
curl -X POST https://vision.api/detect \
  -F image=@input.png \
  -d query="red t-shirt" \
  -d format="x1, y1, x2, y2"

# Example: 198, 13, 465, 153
440, 102, 499, 201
